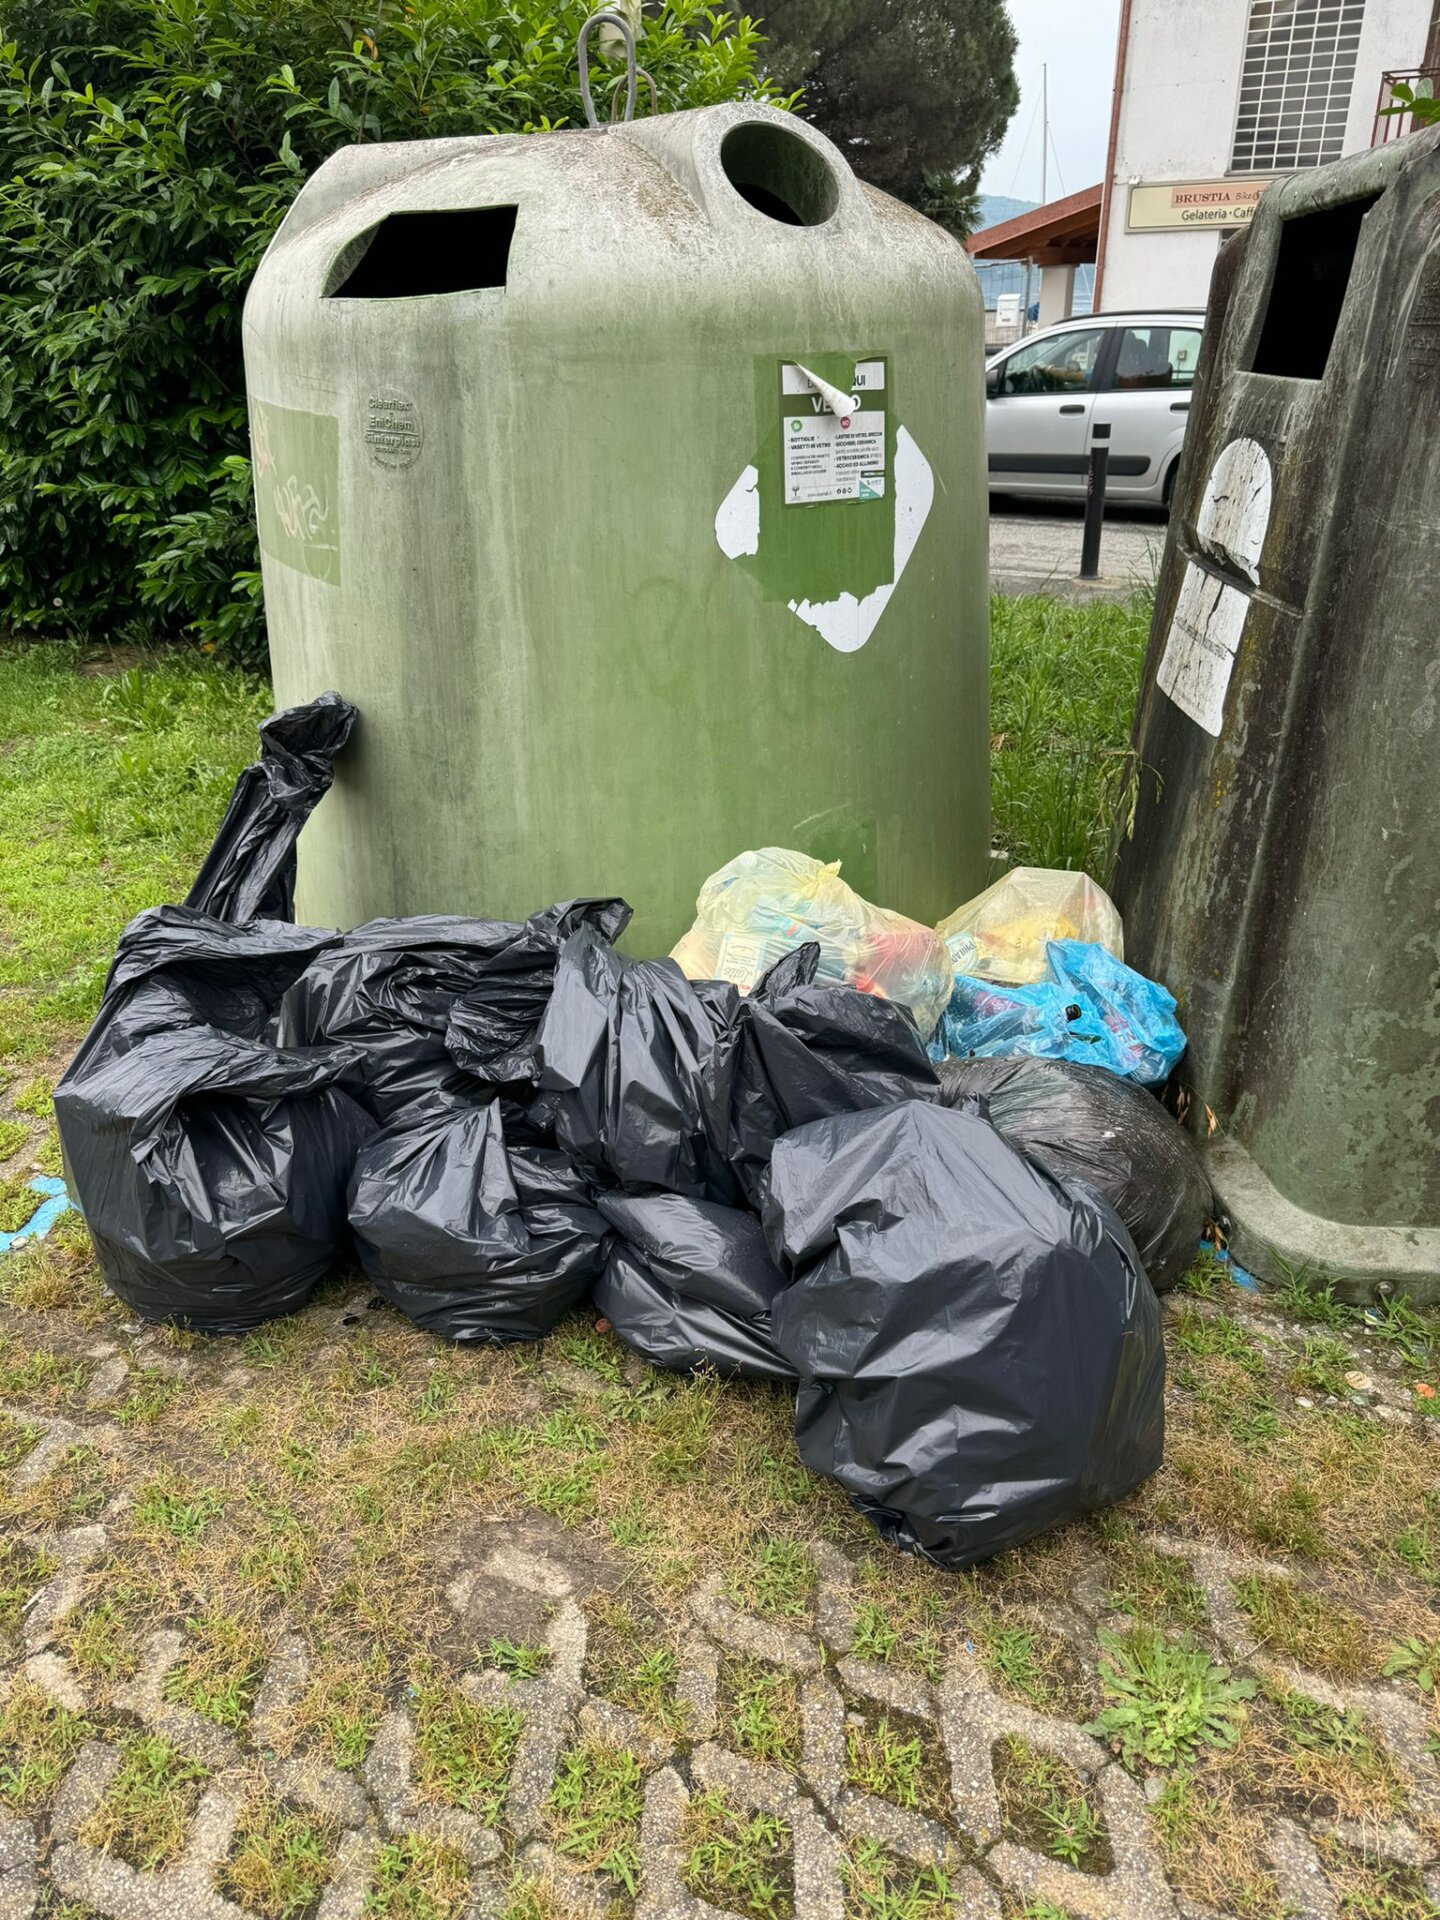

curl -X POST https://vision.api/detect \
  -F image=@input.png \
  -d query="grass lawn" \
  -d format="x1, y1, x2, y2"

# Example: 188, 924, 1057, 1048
1, 609, 1438, 1920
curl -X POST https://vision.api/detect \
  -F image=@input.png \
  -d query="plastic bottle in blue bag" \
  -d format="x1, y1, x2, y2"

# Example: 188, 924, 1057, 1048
933, 939, 1186, 1087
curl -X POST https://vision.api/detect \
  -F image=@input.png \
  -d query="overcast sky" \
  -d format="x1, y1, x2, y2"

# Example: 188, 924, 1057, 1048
980, 0, 1123, 205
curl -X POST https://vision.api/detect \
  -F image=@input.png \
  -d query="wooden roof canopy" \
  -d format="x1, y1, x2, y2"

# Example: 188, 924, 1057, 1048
966, 184, 1103, 268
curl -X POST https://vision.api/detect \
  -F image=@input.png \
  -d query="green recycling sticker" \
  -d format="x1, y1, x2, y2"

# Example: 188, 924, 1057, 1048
713, 352, 933, 655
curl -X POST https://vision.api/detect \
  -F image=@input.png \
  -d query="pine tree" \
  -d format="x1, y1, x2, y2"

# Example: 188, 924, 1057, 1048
761, 0, 1019, 234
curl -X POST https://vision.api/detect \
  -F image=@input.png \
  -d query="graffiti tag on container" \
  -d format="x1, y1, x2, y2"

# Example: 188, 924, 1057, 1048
272, 475, 331, 544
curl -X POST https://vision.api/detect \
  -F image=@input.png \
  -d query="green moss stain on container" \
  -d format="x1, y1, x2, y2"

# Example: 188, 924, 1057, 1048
243, 103, 989, 954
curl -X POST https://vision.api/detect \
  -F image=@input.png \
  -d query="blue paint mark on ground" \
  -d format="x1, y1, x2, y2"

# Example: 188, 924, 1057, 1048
0, 1175, 72, 1253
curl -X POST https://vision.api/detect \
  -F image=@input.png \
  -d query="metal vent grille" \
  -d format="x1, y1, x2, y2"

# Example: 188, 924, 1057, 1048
1231, 0, 1367, 174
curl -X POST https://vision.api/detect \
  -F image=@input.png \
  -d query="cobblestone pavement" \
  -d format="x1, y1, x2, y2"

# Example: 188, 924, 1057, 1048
2, 1283, 1438, 1920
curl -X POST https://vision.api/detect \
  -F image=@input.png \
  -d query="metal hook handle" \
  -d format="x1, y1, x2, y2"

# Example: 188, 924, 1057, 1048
578, 10, 637, 130
609, 65, 657, 122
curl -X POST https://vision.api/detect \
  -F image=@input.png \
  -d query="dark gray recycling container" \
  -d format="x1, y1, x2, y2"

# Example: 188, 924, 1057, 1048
1111, 128, 1440, 1306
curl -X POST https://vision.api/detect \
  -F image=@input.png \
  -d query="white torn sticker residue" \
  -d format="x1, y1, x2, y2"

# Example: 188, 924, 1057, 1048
714, 464, 760, 559
1156, 563, 1250, 736
787, 428, 935, 655
1193, 434, 1272, 584
1157, 435, 1272, 735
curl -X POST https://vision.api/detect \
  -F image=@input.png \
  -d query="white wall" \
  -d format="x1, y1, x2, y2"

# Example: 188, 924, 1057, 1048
1099, 0, 1433, 313
1345, 0, 1432, 148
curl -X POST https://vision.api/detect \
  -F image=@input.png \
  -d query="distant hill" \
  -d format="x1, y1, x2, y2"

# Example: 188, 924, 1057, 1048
974, 193, 1037, 231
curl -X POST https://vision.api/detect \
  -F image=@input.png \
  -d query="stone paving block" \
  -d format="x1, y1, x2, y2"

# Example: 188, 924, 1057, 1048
1264, 1815, 1339, 1920
691, 1575, 822, 1675
247, 1631, 370, 1828
0, 1811, 37, 1920
20, 1521, 106, 1655
691, 1740, 805, 1818
360, 1707, 503, 1865
112, 1629, 242, 1771
5, 1353, 1439, 1920
313, 1828, 380, 1920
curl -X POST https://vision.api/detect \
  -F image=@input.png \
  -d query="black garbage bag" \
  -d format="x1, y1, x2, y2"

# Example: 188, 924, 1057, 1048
594, 1193, 795, 1382
185, 692, 356, 924
936, 1057, 1212, 1293
764, 1100, 1164, 1569
718, 945, 940, 1207
55, 907, 374, 1334
535, 927, 740, 1201
445, 898, 632, 1087
285, 900, 628, 1126
348, 1100, 608, 1344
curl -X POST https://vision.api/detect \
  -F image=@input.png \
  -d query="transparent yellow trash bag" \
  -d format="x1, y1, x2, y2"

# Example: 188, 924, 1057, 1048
937, 867, 1123, 986
671, 848, 953, 1037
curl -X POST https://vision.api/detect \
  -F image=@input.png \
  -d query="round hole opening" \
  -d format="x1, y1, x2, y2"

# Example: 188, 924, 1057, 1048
720, 123, 839, 228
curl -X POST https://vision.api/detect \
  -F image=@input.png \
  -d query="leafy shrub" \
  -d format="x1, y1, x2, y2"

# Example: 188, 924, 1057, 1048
0, 0, 781, 665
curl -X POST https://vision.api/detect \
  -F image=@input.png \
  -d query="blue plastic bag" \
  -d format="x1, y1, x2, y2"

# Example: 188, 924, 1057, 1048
933, 939, 1186, 1087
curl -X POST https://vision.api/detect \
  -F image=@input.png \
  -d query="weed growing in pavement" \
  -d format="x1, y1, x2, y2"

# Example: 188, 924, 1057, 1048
980, 1622, 1074, 1713
114, 1369, 182, 1428
478, 1636, 550, 1681
994, 1736, 1107, 1871
284, 1642, 391, 1770
680, 1791, 792, 1920
80, 1733, 209, 1870
1097, 1528, 1208, 1631
131, 1474, 225, 1541
1240, 1687, 1406, 1824
554, 1326, 624, 1381
720, 1658, 803, 1771
163, 1611, 268, 1729
0, 1411, 39, 1471
0, 1538, 58, 1633
583, 1592, 688, 1734
0, 1336, 93, 1404
548, 1740, 647, 1892
849, 1563, 952, 1679
725, 1539, 816, 1621
20, 1442, 120, 1526
1170, 1308, 1265, 1372
412, 1677, 522, 1820
843, 1705, 951, 1823
219, 1797, 336, 1920
841, 1839, 957, 1919
1087, 1627, 1255, 1770
0, 1683, 92, 1811
1382, 1636, 1439, 1697
365, 1834, 470, 1918
0, 1171, 40, 1232
1148, 1769, 1281, 1919
1232, 1572, 1376, 1679
1288, 1333, 1356, 1399
1271, 1260, 1350, 1328
1314, 1834, 1438, 1920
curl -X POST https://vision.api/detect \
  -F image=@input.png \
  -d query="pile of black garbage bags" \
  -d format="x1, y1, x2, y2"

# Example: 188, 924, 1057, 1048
54, 697, 1210, 1571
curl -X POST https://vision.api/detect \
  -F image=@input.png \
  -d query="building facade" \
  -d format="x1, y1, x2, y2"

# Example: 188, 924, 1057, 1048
1095, 0, 1439, 312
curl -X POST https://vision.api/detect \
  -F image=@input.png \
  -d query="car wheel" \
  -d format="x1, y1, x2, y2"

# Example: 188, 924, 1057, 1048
1162, 460, 1180, 512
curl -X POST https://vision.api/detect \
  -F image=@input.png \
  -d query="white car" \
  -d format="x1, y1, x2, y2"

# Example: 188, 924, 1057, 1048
985, 309, 1204, 509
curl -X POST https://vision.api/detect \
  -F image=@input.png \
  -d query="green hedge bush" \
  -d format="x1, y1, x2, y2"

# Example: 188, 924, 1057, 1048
0, 0, 780, 665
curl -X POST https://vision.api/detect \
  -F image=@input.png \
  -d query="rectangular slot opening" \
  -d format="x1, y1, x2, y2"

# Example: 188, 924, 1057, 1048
1250, 193, 1379, 380
328, 206, 517, 299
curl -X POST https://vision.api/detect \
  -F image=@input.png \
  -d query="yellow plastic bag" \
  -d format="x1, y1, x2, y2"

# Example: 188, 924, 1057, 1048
937, 867, 1123, 986
672, 848, 953, 1037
